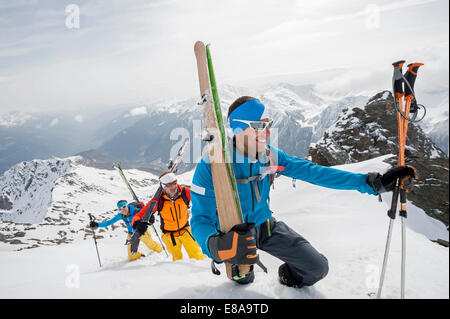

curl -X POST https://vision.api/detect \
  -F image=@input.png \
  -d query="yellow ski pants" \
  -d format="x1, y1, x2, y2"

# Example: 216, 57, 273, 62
161, 226, 206, 262
127, 230, 163, 261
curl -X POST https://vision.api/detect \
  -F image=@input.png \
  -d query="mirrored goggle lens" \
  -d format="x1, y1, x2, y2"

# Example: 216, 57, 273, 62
249, 120, 273, 130
163, 181, 177, 187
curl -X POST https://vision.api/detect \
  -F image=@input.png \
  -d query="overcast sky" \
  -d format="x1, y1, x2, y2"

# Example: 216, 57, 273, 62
0, 0, 448, 114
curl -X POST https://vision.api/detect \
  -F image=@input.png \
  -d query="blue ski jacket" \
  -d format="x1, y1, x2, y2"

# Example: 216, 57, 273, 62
190, 145, 378, 258
97, 204, 138, 235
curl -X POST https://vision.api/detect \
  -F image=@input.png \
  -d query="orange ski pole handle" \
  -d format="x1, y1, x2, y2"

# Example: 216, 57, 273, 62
404, 63, 424, 101
392, 60, 406, 100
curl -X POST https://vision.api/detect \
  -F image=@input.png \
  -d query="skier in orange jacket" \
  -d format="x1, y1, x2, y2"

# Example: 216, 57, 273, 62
132, 171, 206, 262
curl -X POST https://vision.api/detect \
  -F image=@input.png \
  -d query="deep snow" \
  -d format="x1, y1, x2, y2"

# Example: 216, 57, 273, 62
0, 155, 448, 299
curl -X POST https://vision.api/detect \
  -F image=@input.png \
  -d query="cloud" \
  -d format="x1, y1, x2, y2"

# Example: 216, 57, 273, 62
49, 118, 59, 127
0, 0, 447, 115
124, 106, 148, 118
74, 115, 84, 123
314, 67, 389, 97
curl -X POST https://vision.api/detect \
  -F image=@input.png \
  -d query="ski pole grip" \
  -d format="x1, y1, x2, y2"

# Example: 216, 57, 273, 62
404, 63, 424, 99
392, 60, 405, 98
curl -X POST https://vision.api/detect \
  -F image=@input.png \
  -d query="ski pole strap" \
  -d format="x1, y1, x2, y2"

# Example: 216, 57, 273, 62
211, 260, 221, 276
392, 60, 426, 123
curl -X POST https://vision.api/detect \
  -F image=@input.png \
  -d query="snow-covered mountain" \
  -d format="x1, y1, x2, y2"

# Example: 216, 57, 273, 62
0, 155, 447, 298
1, 83, 367, 175
309, 91, 449, 230
97, 83, 370, 173
0, 158, 71, 223
417, 90, 449, 155
2, 82, 447, 178
0, 156, 195, 250
0, 106, 140, 174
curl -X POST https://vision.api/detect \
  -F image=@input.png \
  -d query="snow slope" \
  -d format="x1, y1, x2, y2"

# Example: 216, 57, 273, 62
0, 156, 448, 299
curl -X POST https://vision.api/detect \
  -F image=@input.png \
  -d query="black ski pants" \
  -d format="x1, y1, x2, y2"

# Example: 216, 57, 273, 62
235, 216, 329, 286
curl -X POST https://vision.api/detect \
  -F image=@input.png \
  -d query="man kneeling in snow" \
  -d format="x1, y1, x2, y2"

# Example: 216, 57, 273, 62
190, 96, 417, 287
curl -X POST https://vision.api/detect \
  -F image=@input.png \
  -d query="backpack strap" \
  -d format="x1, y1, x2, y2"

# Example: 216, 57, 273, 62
157, 196, 165, 212
235, 148, 285, 203
180, 186, 191, 208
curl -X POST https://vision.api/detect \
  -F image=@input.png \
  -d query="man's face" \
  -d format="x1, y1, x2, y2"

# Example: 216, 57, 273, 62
235, 118, 272, 156
119, 205, 129, 216
163, 180, 178, 197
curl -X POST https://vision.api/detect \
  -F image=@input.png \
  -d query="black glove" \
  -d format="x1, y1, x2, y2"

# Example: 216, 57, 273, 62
208, 223, 259, 265
89, 221, 98, 229
367, 165, 418, 193
132, 220, 149, 234
149, 214, 155, 225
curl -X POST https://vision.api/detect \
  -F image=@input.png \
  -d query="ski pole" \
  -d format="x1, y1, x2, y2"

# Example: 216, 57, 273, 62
377, 61, 423, 299
151, 224, 169, 258
88, 213, 102, 267
377, 61, 406, 299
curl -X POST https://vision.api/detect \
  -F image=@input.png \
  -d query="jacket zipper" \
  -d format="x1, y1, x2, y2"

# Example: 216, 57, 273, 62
173, 200, 180, 231
169, 206, 176, 222
250, 163, 255, 212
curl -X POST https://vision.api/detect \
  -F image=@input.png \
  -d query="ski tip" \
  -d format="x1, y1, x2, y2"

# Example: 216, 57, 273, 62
194, 41, 205, 50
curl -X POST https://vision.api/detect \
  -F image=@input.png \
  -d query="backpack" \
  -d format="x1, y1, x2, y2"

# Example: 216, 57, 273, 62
157, 186, 190, 212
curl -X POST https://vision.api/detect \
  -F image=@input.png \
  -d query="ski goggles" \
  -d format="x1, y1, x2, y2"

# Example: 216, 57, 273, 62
230, 119, 273, 131
162, 181, 177, 188
117, 201, 127, 210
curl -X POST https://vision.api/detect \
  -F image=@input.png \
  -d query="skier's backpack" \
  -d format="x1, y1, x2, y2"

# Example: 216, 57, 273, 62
129, 201, 145, 210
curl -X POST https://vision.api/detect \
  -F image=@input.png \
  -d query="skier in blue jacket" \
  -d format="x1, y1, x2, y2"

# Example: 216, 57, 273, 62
190, 96, 417, 287
89, 200, 163, 260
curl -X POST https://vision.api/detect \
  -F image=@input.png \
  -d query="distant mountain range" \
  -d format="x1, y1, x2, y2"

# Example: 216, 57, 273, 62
0, 83, 448, 175
0, 89, 448, 250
